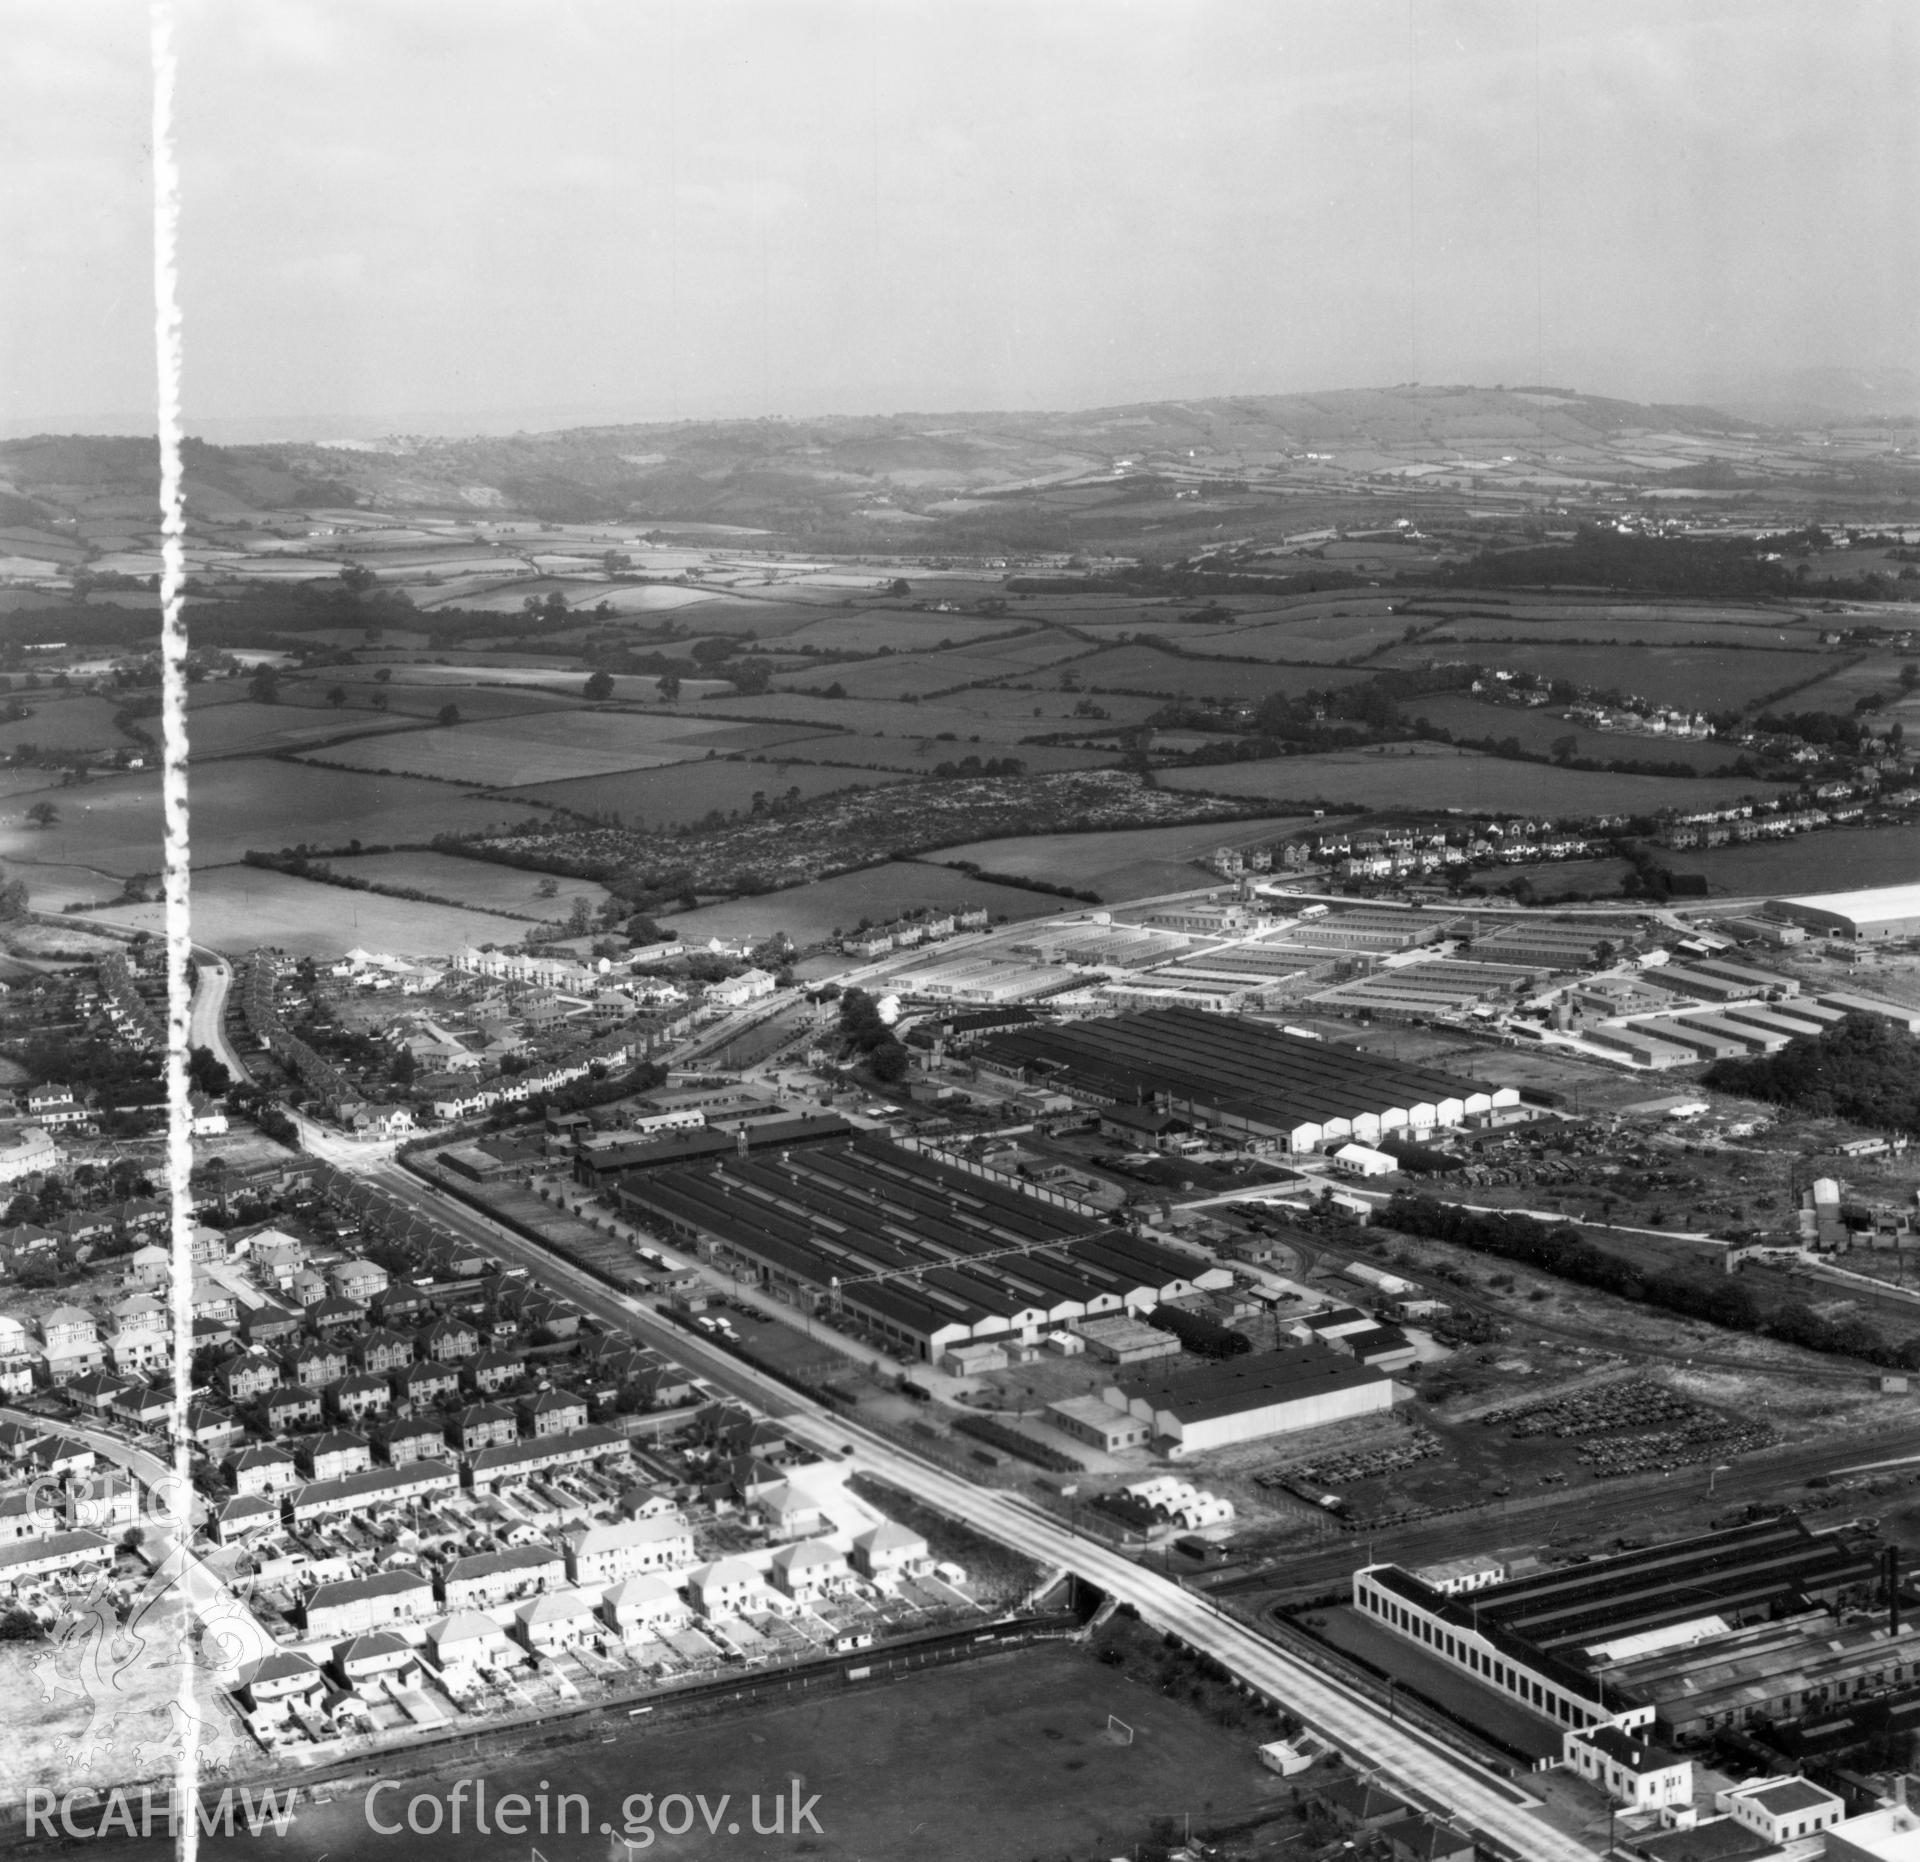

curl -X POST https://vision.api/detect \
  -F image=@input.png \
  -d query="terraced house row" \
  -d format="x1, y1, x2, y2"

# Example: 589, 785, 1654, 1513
611, 1131, 1230, 1361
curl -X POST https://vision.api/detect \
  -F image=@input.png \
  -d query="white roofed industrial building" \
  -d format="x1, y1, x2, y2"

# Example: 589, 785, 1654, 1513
1768, 884, 1920, 943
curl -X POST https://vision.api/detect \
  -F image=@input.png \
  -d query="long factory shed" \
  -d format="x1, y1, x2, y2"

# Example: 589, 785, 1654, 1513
977, 1007, 1516, 1152
613, 1132, 1229, 1361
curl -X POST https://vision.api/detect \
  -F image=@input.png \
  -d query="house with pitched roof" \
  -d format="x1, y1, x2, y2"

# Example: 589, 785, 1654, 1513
438, 1544, 562, 1611
287, 1340, 349, 1387
262, 1384, 322, 1432
354, 1327, 415, 1376
376, 1415, 452, 1465
519, 1389, 587, 1438
687, 1557, 768, 1619
600, 1574, 689, 1639
559, 1514, 694, 1587
233, 1649, 322, 1716
297, 1429, 372, 1483
393, 1360, 460, 1408
225, 1444, 297, 1496
424, 1609, 512, 1673
419, 1316, 479, 1363
450, 1402, 518, 1453
38, 1306, 100, 1374
769, 1539, 849, 1604
514, 1587, 599, 1655
852, 1521, 931, 1583
326, 1371, 393, 1422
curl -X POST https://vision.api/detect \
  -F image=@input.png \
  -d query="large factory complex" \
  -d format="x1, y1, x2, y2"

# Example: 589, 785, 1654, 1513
973, 1007, 1520, 1152
1337, 1515, 1920, 1850
605, 1127, 1237, 1363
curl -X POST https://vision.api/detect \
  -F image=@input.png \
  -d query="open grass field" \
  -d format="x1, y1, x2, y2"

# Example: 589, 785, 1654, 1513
1673, 827, 1920, 898
914, 684, 1163, 726
294, 709, 825, 785
180, 699, 426, 760
0, 758, 532, 878
1194, 622, 1405, 664
80, 862, 534, 957
766, 731, 1115, 774
700, 688, 1162, 739
315, 848, 615, 917
1376, 639, 1832, 710
1762, 652, 1920, 719
321, 661, 735, 702
0, 694, 132, 753
931, 814, 1316, 900
1066, 643, 1370, 698
774, 611, 1038, 653
1156, 743, 1786, 815
1416, 615, 1821, 649
1408, 694, 1748, 770
1489, 854, 1637, 900
662, 859, 1064, 945
767, 639, 1089, 701
1124, 623, 1392, 669
514, 757, 910, 828
167, 1647, 1281, 1862
0, 1628, 238, 1808
275, 674, 584, 720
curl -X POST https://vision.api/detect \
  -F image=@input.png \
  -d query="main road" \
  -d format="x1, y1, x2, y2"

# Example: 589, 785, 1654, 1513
364, 1158, 1592, 1860
188, 948, 251, 1086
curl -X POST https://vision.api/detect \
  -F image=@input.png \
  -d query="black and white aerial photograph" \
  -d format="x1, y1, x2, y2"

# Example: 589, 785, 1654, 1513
1, 2, 1918, 1857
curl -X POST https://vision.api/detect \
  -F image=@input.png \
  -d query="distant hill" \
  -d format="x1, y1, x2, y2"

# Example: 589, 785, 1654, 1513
0, 383, 1908, 545
1695, 366, 1920, 428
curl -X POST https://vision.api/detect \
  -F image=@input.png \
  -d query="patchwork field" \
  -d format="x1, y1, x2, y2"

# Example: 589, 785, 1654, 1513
1413, 615, 1820, 649
1156, 743, 1787, 815
1063, 643, 1371, 698
1766, 653, 1920, 719
697, 689, 1162, 738
80, 863, 534, 957
774, 612, 1039, 653
294, 709, 830, 785
0, 759, 534, 879
513, 757, 910, 828
1408, 694, 1748, 770
661, 859, 1067, 946
275, 674, 584, 720
931, 814, 1315, 899
768, 639, 1087, 700
181, 699, 426, 759
1377, 639, 1834, 710
766, 732, 1114, 774
314, 848, 615, 918
0, 694, 132, 753
322, 661, 734, 700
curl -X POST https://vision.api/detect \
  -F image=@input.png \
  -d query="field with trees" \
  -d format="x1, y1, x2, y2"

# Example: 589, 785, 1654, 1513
0, 760, 533, 876
511, 756, 914, 829
1156, 744, 1787, 814
660, 860, 1066, 946
86, 863, 536, 956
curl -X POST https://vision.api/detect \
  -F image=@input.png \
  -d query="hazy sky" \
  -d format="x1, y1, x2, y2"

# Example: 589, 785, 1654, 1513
4, 0, 1916, 435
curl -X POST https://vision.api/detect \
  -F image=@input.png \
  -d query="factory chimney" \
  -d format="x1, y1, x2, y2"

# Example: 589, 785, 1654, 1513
1890, 1545, 1903, 1636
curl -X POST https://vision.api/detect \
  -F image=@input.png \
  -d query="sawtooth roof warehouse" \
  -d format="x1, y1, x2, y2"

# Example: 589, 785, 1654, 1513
974, 1007, 1519, 1152
609, 1131, 1235, 1363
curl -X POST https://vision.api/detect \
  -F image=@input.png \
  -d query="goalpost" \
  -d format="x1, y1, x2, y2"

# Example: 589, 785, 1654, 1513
1106, 1714, 1135, 1745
